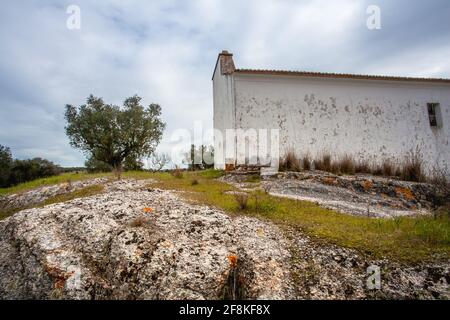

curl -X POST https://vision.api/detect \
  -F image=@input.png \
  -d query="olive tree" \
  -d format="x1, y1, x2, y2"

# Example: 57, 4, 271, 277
65, 95, 165, 177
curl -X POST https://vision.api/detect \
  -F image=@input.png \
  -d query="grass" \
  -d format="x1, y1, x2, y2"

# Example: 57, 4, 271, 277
1, 169, 448, 263
148, 170, 449, 263
37, 184, 104, 207
0, 184, 104, 220
0, 172, 112, 196
279, 150, 431, 183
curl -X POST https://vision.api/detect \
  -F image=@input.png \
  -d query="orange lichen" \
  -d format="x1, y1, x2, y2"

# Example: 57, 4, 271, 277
362, 180, 373, 191
322, 177, 337, 186
394, 187, 415, 200
44, 264, 74, 290
143, 207, 153, 213
227, 254, 237, 268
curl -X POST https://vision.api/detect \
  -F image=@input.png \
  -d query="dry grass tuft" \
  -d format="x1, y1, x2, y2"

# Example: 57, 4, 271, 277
233, 192, 249, 210
129, 216, 151, 228
302, 154, 312, 171
400, 152, 425, 182
314, 153, 332, 172
355, 161, 372, 174
381, 160, 395, 177
279, 150, 301, 172
337, 154, 356, 175
171, 166, 184, 179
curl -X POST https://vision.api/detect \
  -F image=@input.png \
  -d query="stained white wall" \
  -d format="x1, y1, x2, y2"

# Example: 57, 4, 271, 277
229, 73, 450, 177
212, 61, 235, 169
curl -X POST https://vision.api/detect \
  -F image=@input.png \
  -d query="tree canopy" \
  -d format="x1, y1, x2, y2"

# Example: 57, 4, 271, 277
65, 95, 165, 171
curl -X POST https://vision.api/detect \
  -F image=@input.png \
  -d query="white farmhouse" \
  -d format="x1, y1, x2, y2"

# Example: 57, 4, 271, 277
212, 50, 450, 178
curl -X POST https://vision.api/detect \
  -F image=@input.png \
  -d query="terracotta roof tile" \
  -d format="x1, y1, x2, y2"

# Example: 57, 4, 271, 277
234, 68, 450, 84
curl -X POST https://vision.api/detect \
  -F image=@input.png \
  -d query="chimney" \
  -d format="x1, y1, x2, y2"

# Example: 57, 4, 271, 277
219, 50, 235, 75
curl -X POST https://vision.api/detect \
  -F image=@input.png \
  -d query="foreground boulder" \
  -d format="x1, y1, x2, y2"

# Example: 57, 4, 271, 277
0, 180, 293, 300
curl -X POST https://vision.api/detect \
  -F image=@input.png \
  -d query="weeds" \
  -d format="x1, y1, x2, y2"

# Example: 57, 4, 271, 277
171, 166, 184, 179
302, 154, 312, 170
150, 170, 449, 262
381, 160, 395, 177
400, 151, 425, 182
233, 193, 249, 210
337, 154, 356, 175
314, 153, 332, 172
129, 216, 151, 228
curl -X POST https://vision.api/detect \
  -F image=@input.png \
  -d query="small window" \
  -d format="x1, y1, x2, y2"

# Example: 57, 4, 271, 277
427, 103, 442, 128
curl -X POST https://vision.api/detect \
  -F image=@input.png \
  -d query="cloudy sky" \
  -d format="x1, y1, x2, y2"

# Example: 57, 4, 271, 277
1, 0, 449, 167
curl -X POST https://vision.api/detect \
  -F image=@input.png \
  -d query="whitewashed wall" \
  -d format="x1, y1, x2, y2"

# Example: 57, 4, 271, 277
212, 61, 235, 169
230, 73, 450, 177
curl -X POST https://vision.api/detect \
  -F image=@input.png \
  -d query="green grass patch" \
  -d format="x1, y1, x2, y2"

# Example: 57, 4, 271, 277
1, 169, 448, 263
149, 170, 450, 263
0, 184, 105, 220
37, 184, 105, 207
0, 172, 112, 196
0, 170, 161, 196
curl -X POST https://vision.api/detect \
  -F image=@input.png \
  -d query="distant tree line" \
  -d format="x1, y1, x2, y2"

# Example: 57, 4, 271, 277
0, 145, 62, 188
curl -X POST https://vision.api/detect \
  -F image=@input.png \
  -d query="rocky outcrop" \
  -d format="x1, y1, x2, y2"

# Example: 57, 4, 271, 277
0, 178, 108, 213
0, 179, 293, 300
0, 178, 448, 300
221, 171, 438, 218
285, 228, 449, 300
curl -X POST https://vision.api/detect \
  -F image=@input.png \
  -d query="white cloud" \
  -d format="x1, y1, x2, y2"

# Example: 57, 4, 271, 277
0, 0, 449, 166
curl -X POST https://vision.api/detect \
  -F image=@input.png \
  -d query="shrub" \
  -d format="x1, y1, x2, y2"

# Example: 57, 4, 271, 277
8, 158, 62, 186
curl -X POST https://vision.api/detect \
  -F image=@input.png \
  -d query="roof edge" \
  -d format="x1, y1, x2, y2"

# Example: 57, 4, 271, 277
234, 69, 450, 84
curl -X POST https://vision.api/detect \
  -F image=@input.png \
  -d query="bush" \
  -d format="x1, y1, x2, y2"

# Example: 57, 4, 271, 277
8, 158, 62, 186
